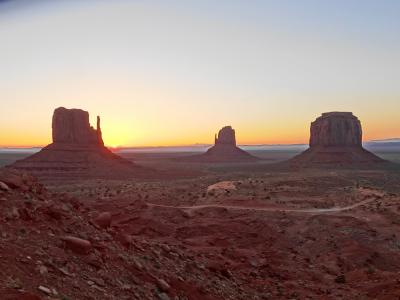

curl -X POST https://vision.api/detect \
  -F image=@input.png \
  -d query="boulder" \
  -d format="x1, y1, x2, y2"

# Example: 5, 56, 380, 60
0, 169, 40, 191
0, 172, 25, 189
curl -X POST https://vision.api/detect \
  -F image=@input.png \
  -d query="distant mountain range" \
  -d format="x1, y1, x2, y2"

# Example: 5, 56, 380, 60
369, 138, 400, 143
364, 138, 400, 152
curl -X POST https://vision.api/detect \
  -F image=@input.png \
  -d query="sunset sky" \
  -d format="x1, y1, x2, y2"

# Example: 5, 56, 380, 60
0, 0, 399, 147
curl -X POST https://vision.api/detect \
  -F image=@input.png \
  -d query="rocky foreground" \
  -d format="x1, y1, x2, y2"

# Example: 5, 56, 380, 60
2, 168, 400, 299
0, 169, 242, 300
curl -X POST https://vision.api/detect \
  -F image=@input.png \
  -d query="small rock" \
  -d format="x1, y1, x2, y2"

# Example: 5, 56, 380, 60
132, 258, 143, 270
61, 204, 71, 212
158, 292, 171, 300
38, 265, 48, 275
58, 267, 73, 277
61, 236, 92, 255
86, 254, 103, 269
161, 244, 171, 252
10, 207, 20, 219
121, 284, 132, 291
87, 280, 95, 286
38, 286, 52, 295
94, 212, 112, 228
335, 274, 346, 284
157, 278, 170, 292
0, 181, 10, 191
116, 233, 132, 248
93, 277, 105, 287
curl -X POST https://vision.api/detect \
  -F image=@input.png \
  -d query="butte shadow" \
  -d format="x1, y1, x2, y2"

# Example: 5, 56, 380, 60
287, 112, 388, 168
177, 126, 260, 163
8, 107, 160, 181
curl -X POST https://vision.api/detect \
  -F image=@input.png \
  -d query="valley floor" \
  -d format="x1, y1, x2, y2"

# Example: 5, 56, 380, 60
1, 154, 400, 299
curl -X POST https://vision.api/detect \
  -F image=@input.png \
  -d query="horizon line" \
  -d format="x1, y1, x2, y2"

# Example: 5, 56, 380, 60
1, 138, 399, 150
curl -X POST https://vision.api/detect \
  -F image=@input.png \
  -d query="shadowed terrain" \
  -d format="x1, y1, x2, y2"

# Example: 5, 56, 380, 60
2, 164, 400, 299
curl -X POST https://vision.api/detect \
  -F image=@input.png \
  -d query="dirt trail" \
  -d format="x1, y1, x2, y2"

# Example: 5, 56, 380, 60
147, 197, 378, 214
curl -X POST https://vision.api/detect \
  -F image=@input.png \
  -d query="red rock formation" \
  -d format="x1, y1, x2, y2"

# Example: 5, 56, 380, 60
9, 107, 151, 181
182, 126, 258, 163
310, 112, 362, 147
290, 112, 385, 166
215, 126, 236, 146
52, 107, 104, 145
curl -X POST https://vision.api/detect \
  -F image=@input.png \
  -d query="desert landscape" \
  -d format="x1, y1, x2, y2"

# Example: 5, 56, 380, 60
1, 1, 400, 300
1, 108, 400, 300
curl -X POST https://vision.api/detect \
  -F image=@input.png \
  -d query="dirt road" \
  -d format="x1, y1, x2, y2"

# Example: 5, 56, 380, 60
147, 197, 378, 214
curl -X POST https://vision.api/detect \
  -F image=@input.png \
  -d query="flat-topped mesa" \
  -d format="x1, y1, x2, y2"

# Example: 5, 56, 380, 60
289, 112, 386, 166
215, 126, 236, 146
52, 107, 104, 146
310, 112, 362, 148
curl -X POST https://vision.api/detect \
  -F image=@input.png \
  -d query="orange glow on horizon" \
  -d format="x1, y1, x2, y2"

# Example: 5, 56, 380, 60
1, 126, 398, 148
1, 100, 399, 148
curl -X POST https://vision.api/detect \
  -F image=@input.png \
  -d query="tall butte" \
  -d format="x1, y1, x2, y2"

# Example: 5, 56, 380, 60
182, 126, 258, 162
10, 107, 144, 181
290, 112, 385, 166
51, 107, 104, 146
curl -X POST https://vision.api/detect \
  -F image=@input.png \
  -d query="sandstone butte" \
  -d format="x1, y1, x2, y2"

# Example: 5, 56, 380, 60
290, 112, 386, 166
9, 107, 148, 181
182, 126, 259, 163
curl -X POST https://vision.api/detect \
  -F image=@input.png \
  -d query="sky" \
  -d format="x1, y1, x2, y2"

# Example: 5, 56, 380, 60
0, 0, 399, 147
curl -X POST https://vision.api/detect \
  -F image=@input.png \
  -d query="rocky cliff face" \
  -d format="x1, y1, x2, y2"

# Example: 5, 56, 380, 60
52, 107, 104, 146
215, 126, 236, 146
310, 112, 362, 147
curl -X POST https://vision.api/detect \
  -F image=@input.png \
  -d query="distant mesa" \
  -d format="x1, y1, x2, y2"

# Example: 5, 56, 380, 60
181, 126, 259, 163
9, 107, 147, 181
290, 112, 386, 166
214, 126, 237, 146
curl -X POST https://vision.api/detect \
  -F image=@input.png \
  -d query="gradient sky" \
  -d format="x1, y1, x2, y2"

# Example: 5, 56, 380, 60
0, 0, 399, 147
